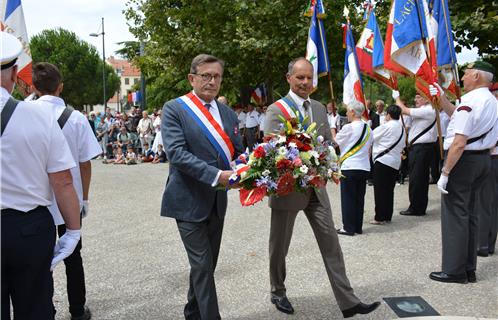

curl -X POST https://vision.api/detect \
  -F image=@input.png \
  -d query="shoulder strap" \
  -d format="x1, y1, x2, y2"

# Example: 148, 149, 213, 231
57, 107, 74, 129
408, 118, 436, 147
374, 126, 404, 162
467, 127, 492, 145
1, 97, 20, 136
340, 123, 368, 163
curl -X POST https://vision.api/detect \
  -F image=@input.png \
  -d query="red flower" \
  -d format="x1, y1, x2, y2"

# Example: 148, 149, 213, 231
292, 157, 302, 167
240, 186, 267, 206
300, 143, 312, 152
253, 145, 266, 158
309, 176, 326, 188
277, 172, 295, 196
276, 159, 292, 171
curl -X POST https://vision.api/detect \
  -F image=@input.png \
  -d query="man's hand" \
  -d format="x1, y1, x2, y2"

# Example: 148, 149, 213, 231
429, 82, 444, 97
437, 174, 449, 195
51, 229, 81, 271
392, 90, 400, 100
218, 170, 235, 188
82, 200, 89, 218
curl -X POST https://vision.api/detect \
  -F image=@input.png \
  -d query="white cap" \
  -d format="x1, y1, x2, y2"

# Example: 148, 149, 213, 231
1, 32, 23, 70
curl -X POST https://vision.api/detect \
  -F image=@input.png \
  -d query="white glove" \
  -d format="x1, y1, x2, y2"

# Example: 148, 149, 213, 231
437, 174, 449, 195
51, 229, 81, 271
429, 82, 444, 97
392, 90, 400, 100
82, 200, 89, 218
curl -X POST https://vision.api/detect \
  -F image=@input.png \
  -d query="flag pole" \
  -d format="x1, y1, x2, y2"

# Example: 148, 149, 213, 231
316, 12, 335, 105
441, 0, 460, 99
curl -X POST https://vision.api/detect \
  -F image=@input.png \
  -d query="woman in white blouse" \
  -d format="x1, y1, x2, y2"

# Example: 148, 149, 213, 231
371, 105, 406, 225
335, 101, 373, 236
152, 110, 163, 153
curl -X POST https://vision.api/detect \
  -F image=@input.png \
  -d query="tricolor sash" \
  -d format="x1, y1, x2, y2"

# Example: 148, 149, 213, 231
274, 97, 304, 122
176, 92, 235, 167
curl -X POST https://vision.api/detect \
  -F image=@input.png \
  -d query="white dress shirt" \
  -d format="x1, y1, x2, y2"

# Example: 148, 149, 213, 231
245, 110, 260, 128
288, 90, 313, 122
372, 119, 406, 170
237, 111, 246, 129
335, 120, 373, 171
408, 104, 437, 144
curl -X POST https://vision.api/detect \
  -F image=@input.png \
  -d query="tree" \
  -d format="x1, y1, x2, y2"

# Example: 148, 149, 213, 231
30, 28, 120, 110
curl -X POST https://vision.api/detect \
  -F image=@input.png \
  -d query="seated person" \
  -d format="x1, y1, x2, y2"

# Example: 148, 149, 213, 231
103, 147, 119, 164
152, 144, 167, 163
141, 142, 155, 163
113, 147, 126, 165
117, 126, 132, 153
106, 123, 119, 158
125, 146, 137, 165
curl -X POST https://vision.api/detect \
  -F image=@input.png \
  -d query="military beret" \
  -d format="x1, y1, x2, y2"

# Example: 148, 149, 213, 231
466, 61, 495, 77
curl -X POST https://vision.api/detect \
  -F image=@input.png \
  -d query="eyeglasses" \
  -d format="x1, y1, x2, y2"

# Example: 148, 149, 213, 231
192, 73, 222, 82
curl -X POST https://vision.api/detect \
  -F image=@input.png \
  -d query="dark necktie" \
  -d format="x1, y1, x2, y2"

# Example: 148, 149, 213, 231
303, 101, 310, 116
205, 103, 211, 111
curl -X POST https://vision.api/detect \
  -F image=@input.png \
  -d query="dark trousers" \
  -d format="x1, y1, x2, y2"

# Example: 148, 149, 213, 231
477, 156, 498, 253
430, 142, 441, 182
340, 170, 369, 234
56, 224, 86, 317
441, 152, 491, 275
373, 161, 398, 222
1, 207, 56, 320
245, 127, 258, 152
408, 143, 435, 214
177, 212, 224, 320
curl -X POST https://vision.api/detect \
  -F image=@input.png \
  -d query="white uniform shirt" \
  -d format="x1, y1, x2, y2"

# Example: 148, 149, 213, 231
245, 110, 260, 128
34, 95, 102, 225
237, 112, 246, 129
372, 119, 406, 170
288, 90, 313, 122
328, 113, 339, 130
444, 87, 498, 150
0, 88, 75, 212
439, 111, 450, 137
335, 120, 373, 171
408, 104, 437, 144
258, 112, 266, 131
491, 96, 498, 156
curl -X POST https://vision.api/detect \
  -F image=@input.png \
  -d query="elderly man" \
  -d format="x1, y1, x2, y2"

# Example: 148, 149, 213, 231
428, 61, 498, 283
393, 92, 437, 216
137, 110, 154, 150
264, 57, 379, 318
161, 54, 243, 319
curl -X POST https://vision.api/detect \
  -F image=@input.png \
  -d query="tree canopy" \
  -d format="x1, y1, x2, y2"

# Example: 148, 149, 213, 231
123, 0, 495, 109
30, 28, 120, 109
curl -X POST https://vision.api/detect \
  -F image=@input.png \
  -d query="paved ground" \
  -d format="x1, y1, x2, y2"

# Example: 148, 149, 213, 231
53, 161, 498, 320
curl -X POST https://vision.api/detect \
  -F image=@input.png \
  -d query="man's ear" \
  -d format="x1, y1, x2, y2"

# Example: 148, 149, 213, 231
56, 82, 64, 96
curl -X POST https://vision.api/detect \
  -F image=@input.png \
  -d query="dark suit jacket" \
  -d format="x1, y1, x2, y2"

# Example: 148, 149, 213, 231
160, 97, 243, 222
369, 109, 380, 129
264, 94, 333, 211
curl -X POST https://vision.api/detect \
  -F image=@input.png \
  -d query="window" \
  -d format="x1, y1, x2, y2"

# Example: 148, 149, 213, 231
125, 78, 129, 85
134, 78, 139, 84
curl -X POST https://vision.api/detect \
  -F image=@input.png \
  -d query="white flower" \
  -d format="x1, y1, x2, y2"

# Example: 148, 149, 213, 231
288, 142, 297, 149
241, 171, 248, 179
262, 169, 270, 176
317, 135, 324, 143
327, 168, 333, 178
278, 146, 287, 155
300, 165, 309, 174
310, 151, 320, 159
277, 135, 286, 144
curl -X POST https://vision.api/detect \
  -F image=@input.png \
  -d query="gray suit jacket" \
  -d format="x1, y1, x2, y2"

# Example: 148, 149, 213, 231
264, 94, 332, 211
160, 97, 244, 222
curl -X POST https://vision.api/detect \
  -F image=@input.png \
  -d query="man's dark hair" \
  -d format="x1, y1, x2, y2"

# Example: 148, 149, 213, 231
190, 54, 225, 74
386, 104, 401, 120
32, 62, 62, 95
287, 57, 312, 75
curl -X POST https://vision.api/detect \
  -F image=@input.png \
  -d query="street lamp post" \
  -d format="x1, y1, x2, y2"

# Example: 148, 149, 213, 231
90, 17, 106, 110
116, 68, 122, 112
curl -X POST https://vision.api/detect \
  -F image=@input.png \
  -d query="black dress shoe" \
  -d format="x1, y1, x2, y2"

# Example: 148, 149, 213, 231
467, 270, 476, 283
399, 209, 425, 216
342, 301, 380, 318
71, 306, 92, 320
337, 229, 355, 236
429, 271, 467, 284
477, 247, 489, 257
271, 296, 294, 314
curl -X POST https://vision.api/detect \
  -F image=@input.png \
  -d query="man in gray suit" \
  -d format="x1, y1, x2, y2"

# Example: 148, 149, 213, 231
264, 58, 380, 318
161, 54, 243, 320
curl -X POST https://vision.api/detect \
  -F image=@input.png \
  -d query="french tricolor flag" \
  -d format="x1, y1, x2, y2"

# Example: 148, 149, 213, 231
343, 21, 368, 120
384, 0, 437, 96
356, 9, 397, 90
1, 0, 32, 91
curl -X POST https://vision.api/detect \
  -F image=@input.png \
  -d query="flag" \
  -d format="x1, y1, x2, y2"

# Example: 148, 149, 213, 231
1, 0, 32, 93
251, 83, 266, 105
384, 0, 438, 93
362, 0, 374, 21
343, 21, 368, 120
430, 0, 460, 98
305, 8, 330, 90
304, 0, 326, 19
356, 10, 398, 89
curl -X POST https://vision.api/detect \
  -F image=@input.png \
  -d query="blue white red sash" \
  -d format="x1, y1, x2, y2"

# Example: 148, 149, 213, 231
274, 97, 304, 122
176, 92, 234, 167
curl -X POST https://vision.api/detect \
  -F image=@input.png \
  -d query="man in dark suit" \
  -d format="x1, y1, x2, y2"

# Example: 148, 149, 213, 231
161, 54, 243, 320
264, 58, 380, 318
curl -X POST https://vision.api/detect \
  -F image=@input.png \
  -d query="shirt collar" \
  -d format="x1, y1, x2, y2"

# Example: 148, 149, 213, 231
192, 91, 217, 109
288, 90, 311, 109
37, 95, 66, 106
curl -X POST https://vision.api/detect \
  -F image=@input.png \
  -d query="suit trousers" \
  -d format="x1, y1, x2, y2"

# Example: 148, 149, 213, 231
269, 190, 360, 311
177, 212, 224, 320
408, 143, 434, 214
1, 207, 56, 320
373, 161, 398, 222
56, 223, 86, 317
477, 156, 498, 253
245, 127, 258, 152
441, 152, 491, 275
340, 170, 369, 234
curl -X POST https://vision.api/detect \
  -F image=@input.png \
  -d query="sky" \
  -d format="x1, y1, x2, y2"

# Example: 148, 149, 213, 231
21, 0, 479, 63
